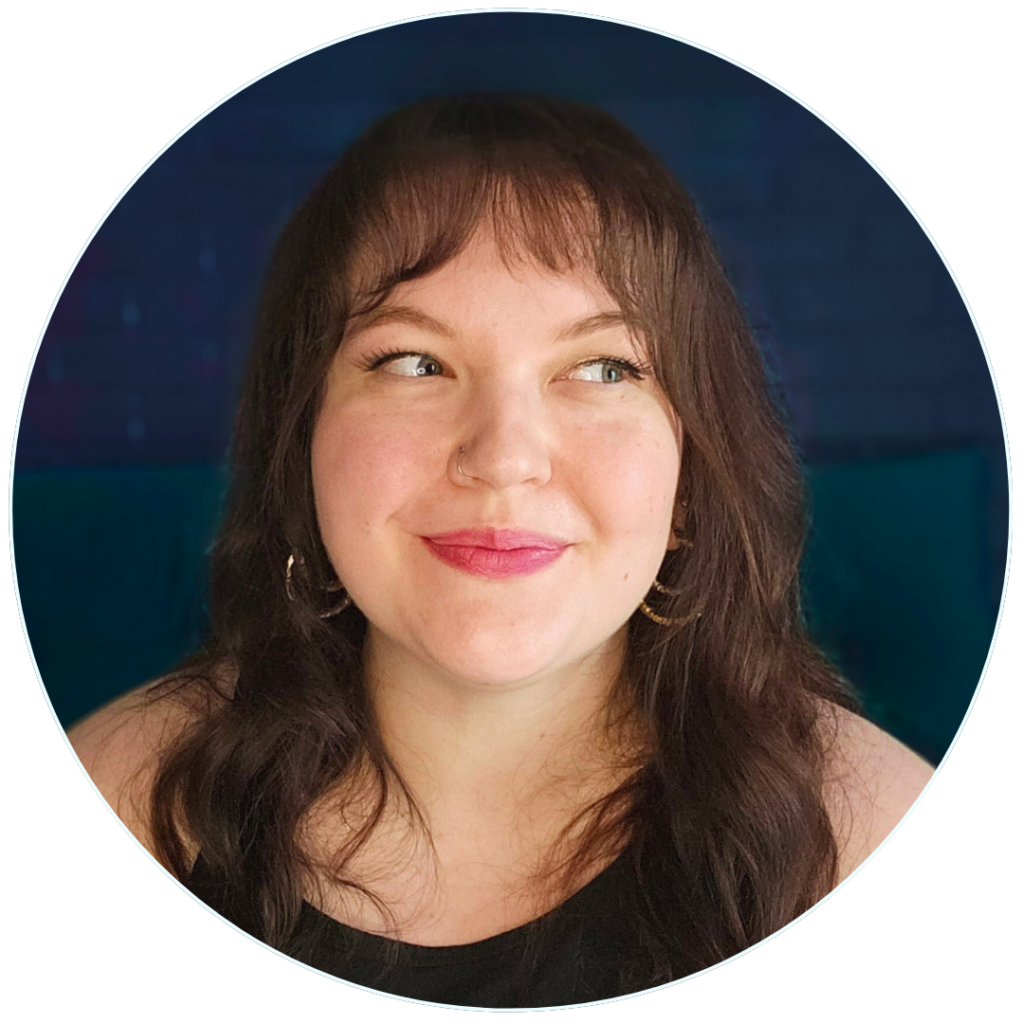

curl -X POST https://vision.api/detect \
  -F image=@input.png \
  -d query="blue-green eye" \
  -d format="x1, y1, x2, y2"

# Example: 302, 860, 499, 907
378, 353, 445, 377
566, 358, 643, 383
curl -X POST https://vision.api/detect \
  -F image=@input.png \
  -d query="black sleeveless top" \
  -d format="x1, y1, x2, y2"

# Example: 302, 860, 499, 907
187, 850, 692, 1007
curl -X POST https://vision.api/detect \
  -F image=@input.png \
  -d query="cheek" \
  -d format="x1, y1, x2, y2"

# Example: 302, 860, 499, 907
572, 418, 680, 549
311, 405, 436, 553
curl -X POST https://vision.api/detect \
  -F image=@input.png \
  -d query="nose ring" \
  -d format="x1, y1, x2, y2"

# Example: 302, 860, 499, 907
457, 445, 469, 477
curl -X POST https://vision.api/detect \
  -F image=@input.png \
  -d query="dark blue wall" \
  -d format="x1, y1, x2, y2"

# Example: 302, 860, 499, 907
13, 13, 1005, 763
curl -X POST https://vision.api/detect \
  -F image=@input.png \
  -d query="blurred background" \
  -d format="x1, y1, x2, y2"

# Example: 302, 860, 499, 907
12, 13, 1005, 766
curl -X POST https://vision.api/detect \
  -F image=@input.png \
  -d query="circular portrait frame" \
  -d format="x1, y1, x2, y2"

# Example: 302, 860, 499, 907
6, 3, 1016, 1019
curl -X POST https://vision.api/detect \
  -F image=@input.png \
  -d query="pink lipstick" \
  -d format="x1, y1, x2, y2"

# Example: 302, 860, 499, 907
421, 528, 569, 579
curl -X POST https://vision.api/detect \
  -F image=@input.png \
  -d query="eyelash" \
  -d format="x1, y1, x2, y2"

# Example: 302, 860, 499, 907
357, 348, 434, 372
356, 347, 650, 382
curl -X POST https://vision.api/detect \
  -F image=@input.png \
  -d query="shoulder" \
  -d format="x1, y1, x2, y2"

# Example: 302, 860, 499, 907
66, 671, 225, 865
819, 703, 935, 882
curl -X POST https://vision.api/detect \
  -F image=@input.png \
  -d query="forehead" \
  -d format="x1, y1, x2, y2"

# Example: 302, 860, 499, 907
364, 230, 620, 331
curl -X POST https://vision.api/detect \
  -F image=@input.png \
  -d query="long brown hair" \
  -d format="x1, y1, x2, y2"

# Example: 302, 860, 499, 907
150, 94, 855, 986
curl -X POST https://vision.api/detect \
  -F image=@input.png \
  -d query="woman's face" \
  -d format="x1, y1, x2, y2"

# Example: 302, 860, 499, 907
312, 229, 682, 689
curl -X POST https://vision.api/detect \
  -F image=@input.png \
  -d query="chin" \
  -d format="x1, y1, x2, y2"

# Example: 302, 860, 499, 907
423, 606, 622, 688
416, 617, 589, 688
427, 640, 561, 688
364, 592, 632, 690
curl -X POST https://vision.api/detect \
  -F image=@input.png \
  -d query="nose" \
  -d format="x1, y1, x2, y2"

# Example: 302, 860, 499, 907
451, 378, 552, 490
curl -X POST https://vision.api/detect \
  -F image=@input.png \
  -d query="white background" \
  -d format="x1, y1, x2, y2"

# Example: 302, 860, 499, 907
3, 2, 1019, 1020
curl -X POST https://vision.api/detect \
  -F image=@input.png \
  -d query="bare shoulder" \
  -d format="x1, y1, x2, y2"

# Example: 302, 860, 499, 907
66, 672, 222, 861
819, 703, 935, 882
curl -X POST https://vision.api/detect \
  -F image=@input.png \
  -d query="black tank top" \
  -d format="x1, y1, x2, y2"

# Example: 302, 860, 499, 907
187, 850, 689, 1007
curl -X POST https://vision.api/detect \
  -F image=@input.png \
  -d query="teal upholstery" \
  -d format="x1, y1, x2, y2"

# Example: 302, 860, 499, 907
802, 449, 996, 762
13, 465, 226, 728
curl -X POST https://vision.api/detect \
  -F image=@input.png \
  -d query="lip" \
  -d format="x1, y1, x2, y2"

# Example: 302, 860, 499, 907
421, 528, 570, 579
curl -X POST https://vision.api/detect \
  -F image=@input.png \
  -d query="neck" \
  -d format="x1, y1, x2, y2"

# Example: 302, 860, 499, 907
363, 625, 639, 832
298, 627, 644, 939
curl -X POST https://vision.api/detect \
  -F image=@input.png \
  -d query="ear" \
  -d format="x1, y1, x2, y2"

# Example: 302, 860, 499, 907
665, 498, 690, 553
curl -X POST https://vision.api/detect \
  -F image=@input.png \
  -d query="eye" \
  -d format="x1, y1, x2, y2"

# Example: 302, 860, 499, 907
366, 351, 447, 377
565, 358, 645, 384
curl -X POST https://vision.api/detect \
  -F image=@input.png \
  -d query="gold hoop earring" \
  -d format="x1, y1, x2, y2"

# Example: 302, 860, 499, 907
285, 552, 352, 619
651, 578, 682, 597
638, 577, 698, 627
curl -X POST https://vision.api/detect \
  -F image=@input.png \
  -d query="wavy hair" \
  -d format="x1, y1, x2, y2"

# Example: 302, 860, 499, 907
149, 95, 856, 986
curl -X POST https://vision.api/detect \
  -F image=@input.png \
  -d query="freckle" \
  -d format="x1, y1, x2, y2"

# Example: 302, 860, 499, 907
623, 573, 629, 581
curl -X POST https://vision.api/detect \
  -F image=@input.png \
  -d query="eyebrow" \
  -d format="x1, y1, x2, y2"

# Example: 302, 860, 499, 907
344, 305, 458, 342
343, 305, 630, 345
551, 310, 629, 343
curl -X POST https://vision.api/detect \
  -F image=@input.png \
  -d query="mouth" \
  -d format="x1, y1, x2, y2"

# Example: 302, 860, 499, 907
421, 528, 570, 579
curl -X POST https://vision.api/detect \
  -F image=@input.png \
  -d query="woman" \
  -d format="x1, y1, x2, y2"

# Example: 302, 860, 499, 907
69, 95, 933, 1007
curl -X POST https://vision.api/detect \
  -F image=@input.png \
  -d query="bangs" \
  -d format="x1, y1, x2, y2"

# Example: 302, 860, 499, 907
335, 97, 691, 375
